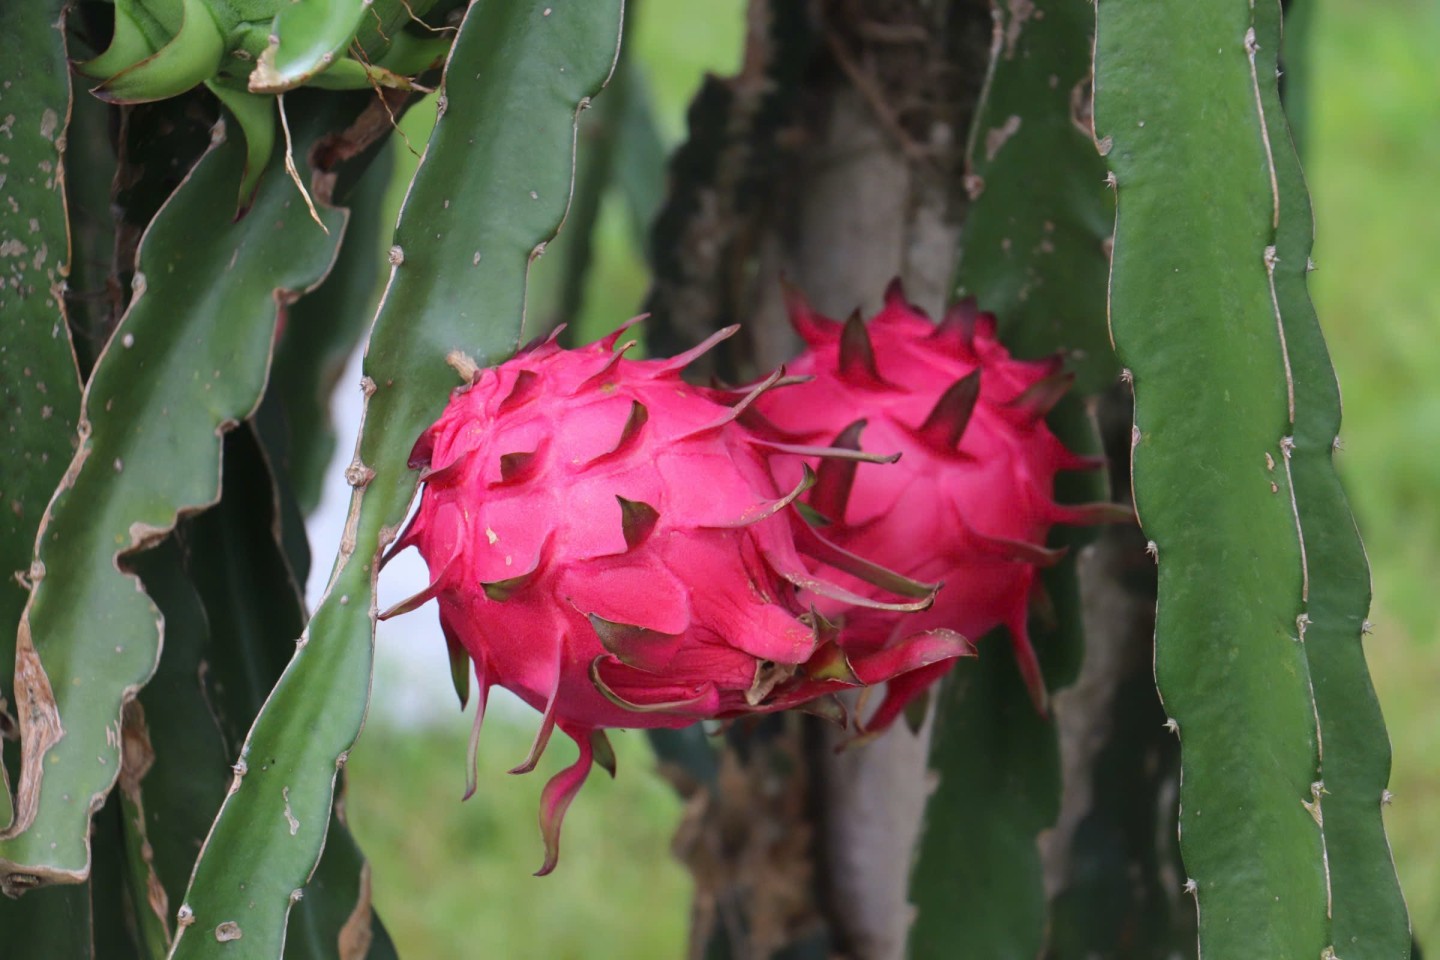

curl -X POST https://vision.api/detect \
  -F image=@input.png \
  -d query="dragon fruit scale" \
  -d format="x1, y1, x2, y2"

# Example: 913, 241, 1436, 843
753, 280, 1127, 726
384, 321, 973, 874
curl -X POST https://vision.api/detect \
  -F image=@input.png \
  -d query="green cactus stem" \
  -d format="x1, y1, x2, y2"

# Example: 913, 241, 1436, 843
78, 0, 453, 215
272, 144, 396, 513
1093, 0, 1347, 954
908, 0, 1113, 954
0, 0, 85, 852
167, 5, 625, 957
124, 428, 396, 958
90, 0, 226, 105
0, 99, 344, 891
1254, 2, 1410, 955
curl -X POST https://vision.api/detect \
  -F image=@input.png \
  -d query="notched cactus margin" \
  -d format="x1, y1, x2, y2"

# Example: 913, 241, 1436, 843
0, 0, 85, 834
1093, 0, 1330, 956
122, 427, 397, 958
1253, 1, 1411, 953
274, 146, 397, 513
116, 698, 172, 954
0, 105, 346, 890
168, 5, 626, 957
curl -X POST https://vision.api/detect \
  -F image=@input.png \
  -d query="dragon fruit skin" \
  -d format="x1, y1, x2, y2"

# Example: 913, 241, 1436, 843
753, 281, 1117, 724
386, 322, 972, 874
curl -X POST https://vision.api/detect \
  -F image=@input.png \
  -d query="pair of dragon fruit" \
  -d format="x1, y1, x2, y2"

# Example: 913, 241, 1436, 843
386, 281, 1111, 873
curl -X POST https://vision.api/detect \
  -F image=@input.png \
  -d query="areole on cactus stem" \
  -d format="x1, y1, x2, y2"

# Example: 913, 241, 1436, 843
382, 316, 974, 875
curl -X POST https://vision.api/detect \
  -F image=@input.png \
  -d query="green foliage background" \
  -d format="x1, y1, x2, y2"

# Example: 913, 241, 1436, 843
333, 0, 1438, 955
1306, 0, 1440, 947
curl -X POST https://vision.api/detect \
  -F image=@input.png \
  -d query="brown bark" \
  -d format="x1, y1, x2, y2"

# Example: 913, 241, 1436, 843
749, 5, 993, 957
653, 3, 998, 956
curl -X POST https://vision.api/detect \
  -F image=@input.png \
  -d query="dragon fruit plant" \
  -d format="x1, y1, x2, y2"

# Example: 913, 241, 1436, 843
0, 1, 1409, 959
380, 277, 1134, 872
384, 320, 979, 873
73, 0, 455, 205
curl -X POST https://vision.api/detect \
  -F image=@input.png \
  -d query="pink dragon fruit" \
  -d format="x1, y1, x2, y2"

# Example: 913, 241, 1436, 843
384, 321, 972, 874
753, 280, 1123, 726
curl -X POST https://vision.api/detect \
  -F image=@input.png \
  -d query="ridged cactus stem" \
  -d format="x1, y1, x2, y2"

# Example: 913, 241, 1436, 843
1252, 2, 1410, 955
1090, 0, 1408, 955
0, 1, 84, 829
909, 0, 1116, 954
0, 95, 345, 890
167, 4, 625, 956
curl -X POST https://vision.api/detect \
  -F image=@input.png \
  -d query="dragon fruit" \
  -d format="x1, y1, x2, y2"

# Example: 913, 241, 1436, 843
384, 321, 972, 874
753, 280, 1123, 726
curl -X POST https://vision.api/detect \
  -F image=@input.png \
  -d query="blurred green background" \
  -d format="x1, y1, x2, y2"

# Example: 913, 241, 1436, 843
339, 0, 1440, 954
1306, 0, 1440, 947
